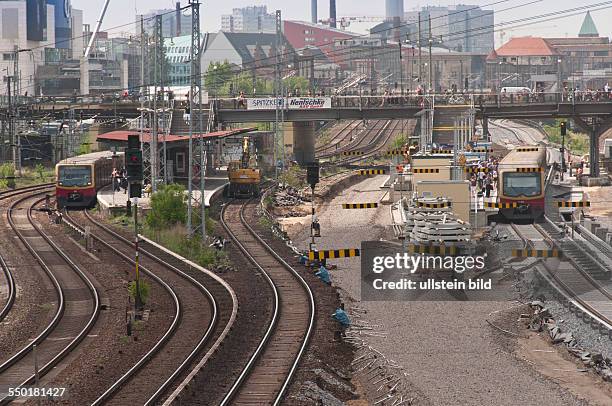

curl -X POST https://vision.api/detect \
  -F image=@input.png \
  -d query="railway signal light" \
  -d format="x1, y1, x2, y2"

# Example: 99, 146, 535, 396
560, 121, 567, 136
307, 162, 320, 189
125, 134, 143, 182
125, 149, 143, 182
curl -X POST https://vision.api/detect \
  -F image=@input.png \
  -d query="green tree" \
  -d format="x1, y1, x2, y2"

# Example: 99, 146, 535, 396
220, 72, 272, 96
205, 61, 234, 96
283, 76, 310, 95
146, 184, 187, 231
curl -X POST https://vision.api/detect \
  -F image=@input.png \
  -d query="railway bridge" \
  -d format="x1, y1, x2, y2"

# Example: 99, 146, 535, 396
6, 93, 612, 177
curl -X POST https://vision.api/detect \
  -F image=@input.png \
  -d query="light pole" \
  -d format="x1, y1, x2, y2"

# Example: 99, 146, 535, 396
557, 57, 562, 101
428, 37, 433, 92
398, 41, 404, 96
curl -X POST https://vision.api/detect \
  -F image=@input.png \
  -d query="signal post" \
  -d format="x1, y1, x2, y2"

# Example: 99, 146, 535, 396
126, 134, 144, 311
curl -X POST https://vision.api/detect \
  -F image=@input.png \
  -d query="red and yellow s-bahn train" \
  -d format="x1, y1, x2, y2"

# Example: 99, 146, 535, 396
497, 146, 547, 221
56, 151, 123, 209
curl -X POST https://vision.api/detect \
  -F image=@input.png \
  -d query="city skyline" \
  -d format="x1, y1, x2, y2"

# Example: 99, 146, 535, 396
70, 0, 612, 44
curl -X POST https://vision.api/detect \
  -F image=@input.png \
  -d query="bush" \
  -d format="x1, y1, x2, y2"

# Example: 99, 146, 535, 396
128, 280, 150, 305
35, 164, 45, 180
279, 165, 306, 189
146, 184, 187, 231
390, 134, 408, 151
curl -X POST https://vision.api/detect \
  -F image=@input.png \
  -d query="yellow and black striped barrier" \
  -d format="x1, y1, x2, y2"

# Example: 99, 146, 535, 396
516, 167, 543, 173
386, 149, 408, 156
308, 249, 360, 261
342, 151, 363, 156
358, 169, 386, 175
517, 147, 540, 152
484, 202, 519, 209
342, 203, 379, 209
557, 201, 591, 208
472, 147, 491, 153
416, 201, 452, 209
465, 167, 490, 173
512, 249, 561, 258
412, 168, 440, 174
407, 244, 459, 256
431, 149, 453, 154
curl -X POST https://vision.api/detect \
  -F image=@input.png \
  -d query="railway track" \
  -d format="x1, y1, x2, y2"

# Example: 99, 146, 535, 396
319, 120, 388, 161
316, 120, 362, 156
0, 189, 100, 404
220, 199, 315, 405
63, 209, 237, 405
0, 183, 55, 324
326, 119, 406, 167
511, 219, 612, 331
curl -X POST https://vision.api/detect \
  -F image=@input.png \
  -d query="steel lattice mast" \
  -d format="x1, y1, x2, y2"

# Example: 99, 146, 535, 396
187, 0, 206, 239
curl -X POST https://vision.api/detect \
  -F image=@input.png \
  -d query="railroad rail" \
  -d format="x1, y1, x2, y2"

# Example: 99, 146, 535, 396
327, 119, 405, 167
63, 210, 236, 405
511, 219, 612, 333
220, 199, 315, 405
0, 184, 55, 322
316, 120, 362, 156
0, 190, 100, 404
318, 119, 387, 160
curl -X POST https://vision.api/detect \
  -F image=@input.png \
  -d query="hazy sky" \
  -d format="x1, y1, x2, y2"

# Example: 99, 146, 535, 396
70, 0, 612, 44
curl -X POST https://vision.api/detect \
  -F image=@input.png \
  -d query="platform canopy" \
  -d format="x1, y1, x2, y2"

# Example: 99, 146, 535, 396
96, 128, 256, 144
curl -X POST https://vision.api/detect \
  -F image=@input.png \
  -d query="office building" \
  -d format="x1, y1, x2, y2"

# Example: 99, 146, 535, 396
221, 6, 276, 33
138, 4, 192, 38
405, 5, 494, 54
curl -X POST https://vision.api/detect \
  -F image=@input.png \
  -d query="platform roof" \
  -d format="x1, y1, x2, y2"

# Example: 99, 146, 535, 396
97, 128, 255, 144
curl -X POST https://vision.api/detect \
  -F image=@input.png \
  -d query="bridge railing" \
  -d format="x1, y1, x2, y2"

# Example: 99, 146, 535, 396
5, 91, 611, 111
214, 91, 612, 111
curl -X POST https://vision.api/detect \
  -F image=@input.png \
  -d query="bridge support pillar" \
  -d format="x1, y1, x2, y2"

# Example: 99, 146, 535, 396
291, 121, 315, 166
574, 116, 612, 180
590, 128, 600, 178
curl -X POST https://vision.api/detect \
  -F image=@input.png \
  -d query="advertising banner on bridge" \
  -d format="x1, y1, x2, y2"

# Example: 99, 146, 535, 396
247, 97, 332, 110
287, 97, 332, 110
247, 98, 285, 110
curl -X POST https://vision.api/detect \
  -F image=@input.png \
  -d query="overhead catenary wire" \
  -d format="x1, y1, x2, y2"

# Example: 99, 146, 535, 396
0, 0, 531, 96
1, 1, 611, 98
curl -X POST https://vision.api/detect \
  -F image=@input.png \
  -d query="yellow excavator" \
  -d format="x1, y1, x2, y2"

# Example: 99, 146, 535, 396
227, 136, 261, 198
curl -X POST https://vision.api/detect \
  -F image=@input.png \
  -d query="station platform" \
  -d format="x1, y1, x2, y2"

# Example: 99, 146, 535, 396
97, 173, 228, 215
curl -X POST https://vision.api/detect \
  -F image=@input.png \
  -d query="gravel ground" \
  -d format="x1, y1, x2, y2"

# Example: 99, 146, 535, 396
0, 199, 55, 365
293, 175, 590, 406
242, 202, 358, 405
22, 209, 174, 406
539, 298, 612, 360
174, 200, 275, 405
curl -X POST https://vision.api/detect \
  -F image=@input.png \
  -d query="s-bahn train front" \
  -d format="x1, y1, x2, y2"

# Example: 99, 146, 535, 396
55, 151, 119, 209
56, 163, 96, 209
497, 146, 547, 221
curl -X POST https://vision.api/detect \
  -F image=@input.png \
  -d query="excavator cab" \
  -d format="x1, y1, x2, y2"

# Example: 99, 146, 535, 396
227, 136, 261, 198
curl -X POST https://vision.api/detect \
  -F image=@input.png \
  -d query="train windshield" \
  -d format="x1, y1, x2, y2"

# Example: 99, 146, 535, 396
503, 172, 541, 197
58, 166, 92, 187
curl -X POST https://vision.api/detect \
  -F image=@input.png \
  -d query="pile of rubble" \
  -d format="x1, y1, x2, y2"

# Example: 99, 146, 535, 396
273, 184, 311, 208
404, 197, 472, 243
525, 301, 612, 382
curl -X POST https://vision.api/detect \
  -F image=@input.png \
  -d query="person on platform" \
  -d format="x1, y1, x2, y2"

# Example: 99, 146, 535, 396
112, 168, 120, 192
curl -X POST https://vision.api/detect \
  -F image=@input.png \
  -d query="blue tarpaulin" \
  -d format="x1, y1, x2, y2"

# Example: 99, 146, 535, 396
332, 308, 350, 326
315, 265, 331, 284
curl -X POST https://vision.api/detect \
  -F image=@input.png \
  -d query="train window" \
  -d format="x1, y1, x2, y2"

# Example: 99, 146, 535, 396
503, 173, 541, 197
58, 166, 92, 187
